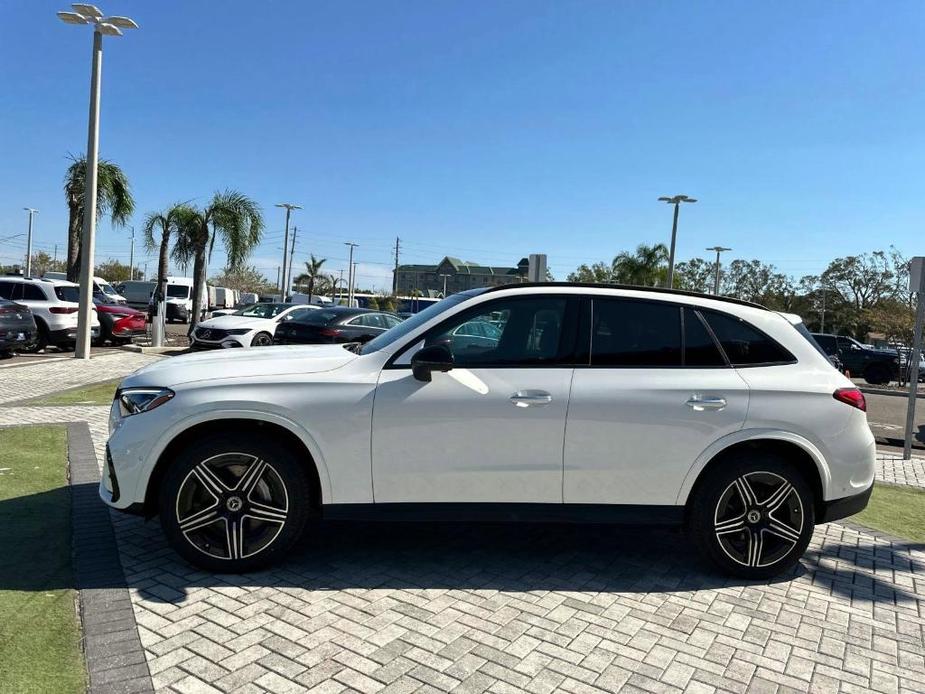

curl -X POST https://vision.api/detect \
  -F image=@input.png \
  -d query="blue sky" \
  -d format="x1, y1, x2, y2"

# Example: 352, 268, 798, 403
2, 1, 924, 289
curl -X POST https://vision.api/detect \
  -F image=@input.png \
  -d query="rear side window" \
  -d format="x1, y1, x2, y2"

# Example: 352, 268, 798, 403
702, 310, 795, 366
53, 285, 79, 302
23, 284, 48, 301
591, 298, 681, 366
0, 282, 16, 300
684, 308, 726, 367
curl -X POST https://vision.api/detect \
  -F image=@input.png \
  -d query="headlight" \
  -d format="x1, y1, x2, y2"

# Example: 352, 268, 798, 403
117, 387, 175, 416
225, 328, 252, 335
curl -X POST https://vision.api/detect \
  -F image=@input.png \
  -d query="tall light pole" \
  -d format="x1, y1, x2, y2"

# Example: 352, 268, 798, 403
705, 246, 731, 295
275, 203, 301, 301
23, 208, 38, 277
128, 225, 135, 279
58, 4, 138, 359
344, 242, 358, 305
658, 194, 697, 289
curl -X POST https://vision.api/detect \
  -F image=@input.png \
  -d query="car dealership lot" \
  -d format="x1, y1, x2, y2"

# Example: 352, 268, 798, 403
0, 352, 923, 693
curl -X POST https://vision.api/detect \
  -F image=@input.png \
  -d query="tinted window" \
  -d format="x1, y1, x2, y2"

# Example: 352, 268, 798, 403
684, 308, 726, 367
294, 309, 343, 326
0, 282, 16, 300
425, 297, 569, 366
53, 285, 78, 302
591, 299, 681, 366
702, 310, 794, 365
382, 314, 402, 328
25, 284, 49, 301
813, 335, 837, 354
166, 285, 190, 298
360, 291, 479, 355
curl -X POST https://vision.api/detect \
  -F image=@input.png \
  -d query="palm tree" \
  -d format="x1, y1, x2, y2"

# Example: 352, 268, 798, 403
142, 203, 193, 293
64, 154, 134, 282
171, 190, 263, 331
612, 243, 669, 287
294, 254, 327, 302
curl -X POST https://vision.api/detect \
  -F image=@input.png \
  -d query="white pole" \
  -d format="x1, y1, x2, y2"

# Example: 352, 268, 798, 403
24, 208, 37, 277
345, 242, 357, 305
903, 261, 925, 459
75, 29, 103, 360
129, 226, 135, 279
280, 206, 291, 298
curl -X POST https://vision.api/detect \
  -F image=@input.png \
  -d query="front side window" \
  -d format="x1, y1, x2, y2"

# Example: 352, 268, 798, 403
423, 296, 571, 367
360, 290, 482, 354
237, 303, 292, 319
590, 298, 682, 366
702, 310, 794, 366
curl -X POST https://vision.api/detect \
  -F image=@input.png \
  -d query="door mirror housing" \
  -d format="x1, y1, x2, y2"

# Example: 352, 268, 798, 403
411, 344, 454, 382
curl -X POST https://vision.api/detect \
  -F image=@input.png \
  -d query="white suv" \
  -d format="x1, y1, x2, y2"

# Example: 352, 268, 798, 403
103, 284, 875, 578
0, 277, 100, 350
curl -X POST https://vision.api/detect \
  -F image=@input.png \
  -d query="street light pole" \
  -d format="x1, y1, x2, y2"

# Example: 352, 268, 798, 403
658, 194, 697, 289
344, 242, 358, 305
23, 208, 38, 277
705, 246, 731, 295
275, 203, 301, 301
58, 4, 138, 359
129, 225, 135, 279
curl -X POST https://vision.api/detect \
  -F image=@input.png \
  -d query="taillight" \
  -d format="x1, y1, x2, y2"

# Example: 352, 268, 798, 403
50, 306, 79, 314
319, 328, 341, 337
833, 388, 866, 411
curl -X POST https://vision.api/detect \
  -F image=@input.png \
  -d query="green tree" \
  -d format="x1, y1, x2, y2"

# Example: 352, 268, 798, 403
94, 258, 138, 282
294, 254, 327, 301
143, 203, 192, 299
820, 251, 894, 312
171, 190, 264, 330
63, 154, 134, 282
208, 265, 275, 294
29, 251, 66, 276
673, 257, 714, 294
612, 243, 668, 287
722, 259, 794, 308
380, 295, 397, 312
567, 261, 614, 283
367, 295, 381, 310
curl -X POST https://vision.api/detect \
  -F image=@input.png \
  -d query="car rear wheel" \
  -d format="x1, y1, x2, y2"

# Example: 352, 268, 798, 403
689, 452, 814, 579
158, 433, 312, 572
252, 331, 273, 347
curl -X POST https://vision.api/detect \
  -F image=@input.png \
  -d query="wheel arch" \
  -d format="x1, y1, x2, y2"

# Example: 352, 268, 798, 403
678, 432, 829, 522
141, 416, 328, 518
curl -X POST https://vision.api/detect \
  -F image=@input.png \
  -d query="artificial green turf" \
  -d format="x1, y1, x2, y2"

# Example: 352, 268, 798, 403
0, 426, 86, 693
27, 379, 120, 406
853, 482, 925, 543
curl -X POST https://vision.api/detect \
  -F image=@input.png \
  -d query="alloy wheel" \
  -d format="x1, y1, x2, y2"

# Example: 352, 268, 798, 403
713, 471, 804, 568
175, 453, 289, 561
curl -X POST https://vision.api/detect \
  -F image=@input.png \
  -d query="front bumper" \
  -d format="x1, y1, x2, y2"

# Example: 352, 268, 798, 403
817, 484, 873, 523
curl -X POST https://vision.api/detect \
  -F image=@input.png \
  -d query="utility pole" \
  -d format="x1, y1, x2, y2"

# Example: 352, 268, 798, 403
143, 261, 148, 280
287, 226, 297, 300
275, 203, 302, 300
23, 208, 38, 277
820, 287, 827, 333
276, 266, 281, 291
439, 273, 451, 297
129, 225, 135, 279
392, 236, 400, 295
344, 242, 358, 305
54, 243, 58, 264
658, 194, 697, 289
705, 246, 731, 295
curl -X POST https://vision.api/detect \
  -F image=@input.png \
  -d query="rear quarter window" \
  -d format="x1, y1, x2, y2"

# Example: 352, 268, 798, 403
701, 310, 795, 366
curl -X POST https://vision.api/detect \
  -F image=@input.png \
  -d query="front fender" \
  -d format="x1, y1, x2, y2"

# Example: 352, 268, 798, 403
674, 428, 831, 506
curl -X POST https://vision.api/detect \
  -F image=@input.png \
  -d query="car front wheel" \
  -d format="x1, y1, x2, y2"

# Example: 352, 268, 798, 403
158, 433, 312, 572
689, 453, 814, 579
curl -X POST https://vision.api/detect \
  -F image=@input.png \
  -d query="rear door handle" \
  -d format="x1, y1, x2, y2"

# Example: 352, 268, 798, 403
686, 396, 727, 411
510, 390, 553, 407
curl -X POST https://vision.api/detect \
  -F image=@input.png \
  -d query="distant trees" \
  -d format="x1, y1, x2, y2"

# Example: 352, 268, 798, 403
143, 204, 193, 296
208, 265, 275, 295
566, 244, 667, 286
94, 258, 140, 282
30, 251, 66, 276
294, 254, 328, 300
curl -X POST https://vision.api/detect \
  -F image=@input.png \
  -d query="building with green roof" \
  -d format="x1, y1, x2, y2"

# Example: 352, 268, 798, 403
394, 256, 528, 296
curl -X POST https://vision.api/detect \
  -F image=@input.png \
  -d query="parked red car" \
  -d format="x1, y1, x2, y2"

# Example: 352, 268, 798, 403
93, 300, 147, 346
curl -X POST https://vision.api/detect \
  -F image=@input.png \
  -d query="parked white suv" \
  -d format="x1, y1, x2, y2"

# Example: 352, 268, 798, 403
103, 284, 875, 578
0, 277, 100, 350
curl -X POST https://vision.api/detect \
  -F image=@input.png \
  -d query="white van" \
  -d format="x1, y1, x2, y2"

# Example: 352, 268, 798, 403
43, 272, 126, 304
164, 276, 209, 321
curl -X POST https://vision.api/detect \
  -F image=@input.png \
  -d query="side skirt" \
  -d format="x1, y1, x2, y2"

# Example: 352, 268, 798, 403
322, 503, 685, 525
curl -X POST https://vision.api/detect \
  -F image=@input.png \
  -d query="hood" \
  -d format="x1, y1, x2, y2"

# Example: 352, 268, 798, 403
196, 314, 272, 330
121, 344, 358, 388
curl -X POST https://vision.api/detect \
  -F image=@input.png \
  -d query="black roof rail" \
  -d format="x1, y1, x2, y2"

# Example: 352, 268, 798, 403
482, 282, 768, 310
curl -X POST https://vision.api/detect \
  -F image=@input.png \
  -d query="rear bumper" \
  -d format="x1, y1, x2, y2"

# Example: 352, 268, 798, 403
49, 326, 99, 344
817, 484, 873, 523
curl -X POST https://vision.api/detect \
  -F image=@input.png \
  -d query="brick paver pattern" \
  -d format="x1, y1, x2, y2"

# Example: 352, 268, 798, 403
1, 354, 924, 693
876, 452, 925, 489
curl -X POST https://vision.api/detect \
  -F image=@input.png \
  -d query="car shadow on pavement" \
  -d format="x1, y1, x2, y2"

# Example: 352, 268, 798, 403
3, 484, 923, 609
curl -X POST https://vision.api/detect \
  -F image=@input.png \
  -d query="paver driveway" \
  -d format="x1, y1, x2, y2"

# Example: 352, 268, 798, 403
1, 354, 924, 693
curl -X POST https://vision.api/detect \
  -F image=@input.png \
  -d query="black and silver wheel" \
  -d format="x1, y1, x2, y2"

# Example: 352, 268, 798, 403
251, 331, 273, 347
159, 433, 311, 572
689, 453, 814, 579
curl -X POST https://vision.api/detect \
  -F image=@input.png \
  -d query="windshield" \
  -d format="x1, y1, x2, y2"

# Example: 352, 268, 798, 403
167, 285, 190, 298
99, 282, 119, 296
359, 290, 483, 354
54, 286, 80, 302
234, 303, 294, 319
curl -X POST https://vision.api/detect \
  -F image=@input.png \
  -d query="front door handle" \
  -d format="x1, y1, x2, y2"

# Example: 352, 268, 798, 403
510, 390, 553, 407
686, 396, 727, 411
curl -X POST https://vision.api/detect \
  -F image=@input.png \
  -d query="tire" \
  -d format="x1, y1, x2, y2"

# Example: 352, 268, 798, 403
688, 452, 814, 579
23, 321, 49, 353
864, 364, 890, 386
158, 432, 312, 572
251, 331, 273, 347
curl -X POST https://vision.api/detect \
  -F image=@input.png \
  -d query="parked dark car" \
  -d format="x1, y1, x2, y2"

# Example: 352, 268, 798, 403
811, 333, 899, 385
273, 307, 402, 345
93, 299, 147, 346
0, 297, 37, 356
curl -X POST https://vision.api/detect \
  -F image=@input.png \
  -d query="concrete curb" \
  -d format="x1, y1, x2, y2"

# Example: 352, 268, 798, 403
860, 386, 925, 399
119, 344, 187, 355
68, 421, 154, 694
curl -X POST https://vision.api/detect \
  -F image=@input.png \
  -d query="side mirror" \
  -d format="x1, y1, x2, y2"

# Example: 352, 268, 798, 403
411, 344, 454, 382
